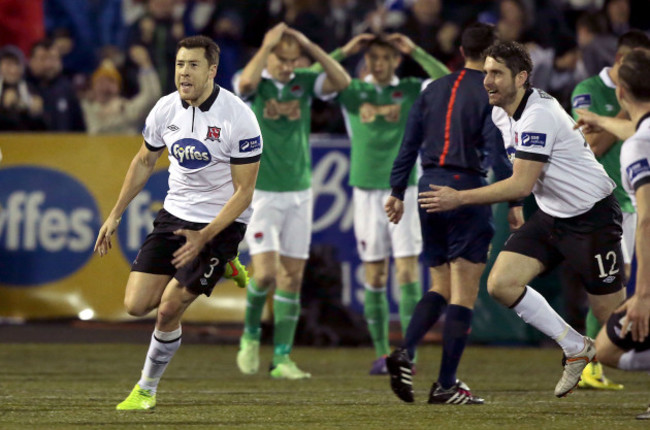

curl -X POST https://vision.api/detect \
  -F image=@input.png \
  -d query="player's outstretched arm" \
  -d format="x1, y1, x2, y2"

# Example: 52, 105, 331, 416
238, 23, 288, 96
285, 28, 351, 94
419, 158, 542, 212
387, 33, 449, 80
172, 161, 260, 269
95, 142, 163, 256
574, 108, 634, 143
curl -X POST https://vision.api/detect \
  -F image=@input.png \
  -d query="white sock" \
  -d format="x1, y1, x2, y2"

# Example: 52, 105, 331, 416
138, 327, 182, 393
512, 286, 584, 356
618, 349, 650, 371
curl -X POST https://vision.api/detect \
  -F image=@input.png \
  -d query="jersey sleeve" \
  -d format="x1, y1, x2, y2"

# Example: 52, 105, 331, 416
514, 106, 557, 163
142, 98, 166, 151
307, 69, 337, 102
621, 138, 650, 192
571, 80, 592, 120
229, 103, 263, 164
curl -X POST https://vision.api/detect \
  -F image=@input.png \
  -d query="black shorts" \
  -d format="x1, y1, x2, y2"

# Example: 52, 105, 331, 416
503, 194, 624, 295
606, 300, 650, 352
419, 169, 495, 267
132, 209, 246, 296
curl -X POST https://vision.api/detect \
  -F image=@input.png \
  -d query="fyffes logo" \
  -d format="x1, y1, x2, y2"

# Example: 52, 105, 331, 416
171, 138, 211, 169
117, 170, 169, 264
0, 167, 101, 286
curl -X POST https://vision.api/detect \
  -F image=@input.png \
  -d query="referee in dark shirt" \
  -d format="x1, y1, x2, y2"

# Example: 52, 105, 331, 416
384, 22, 523, 405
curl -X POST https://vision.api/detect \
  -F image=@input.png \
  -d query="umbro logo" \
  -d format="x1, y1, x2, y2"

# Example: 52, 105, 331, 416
168, 124, 179, 131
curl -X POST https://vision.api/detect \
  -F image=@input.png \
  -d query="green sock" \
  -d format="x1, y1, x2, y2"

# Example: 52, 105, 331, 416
364, 287, 390, 358
399, 282, 422, 337
273, 290, 301, 365
242, 278, 269, 342
585, 308, 601, 339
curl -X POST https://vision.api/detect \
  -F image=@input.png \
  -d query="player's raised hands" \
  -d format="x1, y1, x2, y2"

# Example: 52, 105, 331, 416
387, 33, 416, 55
94, 214, 121, 257
419, 184, 462, 212
342, 33, 376, 57
284, 27, 311, 48
262, 23, 289, 50
172, 229, 207, 269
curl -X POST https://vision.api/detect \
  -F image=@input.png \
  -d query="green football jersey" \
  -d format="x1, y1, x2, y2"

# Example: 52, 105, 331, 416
247, 69, 319, 192
571, 70, 634, 213
338, 77, 421, 189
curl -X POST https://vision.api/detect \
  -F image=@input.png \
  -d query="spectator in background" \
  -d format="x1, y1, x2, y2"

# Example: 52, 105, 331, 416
0, 45, 45, 131
268, 0, 327, 48
604, 0, 631, 36
81, 46, 161, 135
395, 0, 459, 75
576, 11, 618, 77
26, 39, 85, 132
125, 0, 186, 96
200, 8, 245, 92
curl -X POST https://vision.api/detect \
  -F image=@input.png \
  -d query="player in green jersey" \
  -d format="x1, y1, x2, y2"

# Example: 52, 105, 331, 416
313, 32, 449, 373
571, 29, 650, 390
235, 23, 351, 379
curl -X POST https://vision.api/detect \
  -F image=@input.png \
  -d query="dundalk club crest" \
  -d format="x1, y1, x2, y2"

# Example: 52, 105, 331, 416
206, 126, 221, 142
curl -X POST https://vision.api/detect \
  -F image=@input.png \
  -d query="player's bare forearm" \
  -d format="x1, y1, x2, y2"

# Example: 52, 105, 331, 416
201, 162, 259, 242
635, 186, 650, 300
305, 41, 351, 93
238, 47, 272, 96
110, 143, 161, 219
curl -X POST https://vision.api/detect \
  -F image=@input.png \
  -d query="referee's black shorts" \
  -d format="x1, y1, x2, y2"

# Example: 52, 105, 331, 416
132, 208, 246, 296
503, 194, 624, 295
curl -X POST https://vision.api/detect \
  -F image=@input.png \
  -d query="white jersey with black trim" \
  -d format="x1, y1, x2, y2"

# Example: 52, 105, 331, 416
142, 85, 262, 224
620, 113, 650, 209
492, 88, 615, 218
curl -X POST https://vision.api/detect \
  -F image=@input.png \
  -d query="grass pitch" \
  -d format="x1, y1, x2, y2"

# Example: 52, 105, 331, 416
0, 343, 648, 429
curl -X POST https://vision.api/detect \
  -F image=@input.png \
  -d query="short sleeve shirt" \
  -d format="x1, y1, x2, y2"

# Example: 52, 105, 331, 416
492, 88, 615, 218
620, 114, 650, 208
143, 86, 262, 224
237, 68, 328, 192
337, 76, 421, 189
571, 68, 634, 213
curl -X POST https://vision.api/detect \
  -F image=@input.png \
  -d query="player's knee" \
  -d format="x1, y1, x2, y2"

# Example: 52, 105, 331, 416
255, 273, 276, 289
157, 300, 181, 326
486, 270, 517, 303
123, 297, 152, 317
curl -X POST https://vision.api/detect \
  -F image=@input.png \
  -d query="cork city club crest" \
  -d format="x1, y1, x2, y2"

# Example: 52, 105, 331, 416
206, 126, 221, 141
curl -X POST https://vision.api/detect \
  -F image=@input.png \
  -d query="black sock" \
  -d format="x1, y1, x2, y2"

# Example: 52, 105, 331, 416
403, 291, 447, 360
438, 304, 473, 389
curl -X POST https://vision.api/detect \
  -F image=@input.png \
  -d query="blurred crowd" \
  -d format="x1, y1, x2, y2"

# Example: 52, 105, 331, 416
0, 0, 648, 134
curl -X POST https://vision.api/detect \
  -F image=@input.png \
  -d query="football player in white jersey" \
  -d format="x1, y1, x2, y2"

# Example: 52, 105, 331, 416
94, 36, 262, 410
584, 49, 650, 420
419, 41, 626, 398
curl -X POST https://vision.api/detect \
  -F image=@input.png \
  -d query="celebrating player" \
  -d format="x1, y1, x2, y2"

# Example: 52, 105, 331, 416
95, 35, 262, 410
419, 41, 626, 398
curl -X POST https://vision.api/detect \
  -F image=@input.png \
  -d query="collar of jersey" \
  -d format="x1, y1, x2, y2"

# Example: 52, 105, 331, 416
599, 67, 616, 89
636, 112, 650, 131
364, 74, 399, 88
512, 88, 534, 121
180, 84, 220, 112
262, 69, 295, 87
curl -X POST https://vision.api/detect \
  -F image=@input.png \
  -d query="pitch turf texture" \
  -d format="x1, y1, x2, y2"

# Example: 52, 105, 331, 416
1, 344, 647, 429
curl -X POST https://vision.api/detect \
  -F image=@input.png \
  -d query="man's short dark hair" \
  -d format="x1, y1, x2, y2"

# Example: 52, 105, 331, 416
30, 39, 54, 57
177, 36, 220, 66
461, 22, 497, 61
619, 49, 650, 102
617, 29, 650, 51
484, 41, 533, 88
366, 35, 399, 56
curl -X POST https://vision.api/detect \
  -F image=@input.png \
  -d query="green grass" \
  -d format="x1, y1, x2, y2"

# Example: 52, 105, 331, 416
0, 343, 648, 429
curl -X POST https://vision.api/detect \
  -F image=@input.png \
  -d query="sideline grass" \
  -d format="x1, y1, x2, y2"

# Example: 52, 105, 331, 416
0, 343, 648, 429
